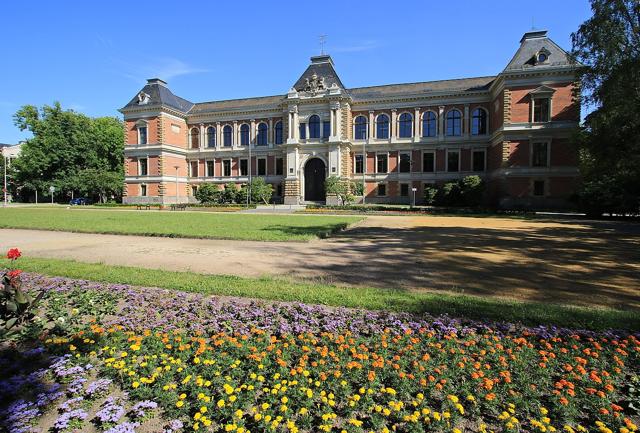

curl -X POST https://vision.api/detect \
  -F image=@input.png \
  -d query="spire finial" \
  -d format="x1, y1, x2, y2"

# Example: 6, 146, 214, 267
319, 34, 327, 55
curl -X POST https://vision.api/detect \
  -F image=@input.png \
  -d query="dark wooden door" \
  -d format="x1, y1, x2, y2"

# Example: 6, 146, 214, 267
304, 158, 326, 201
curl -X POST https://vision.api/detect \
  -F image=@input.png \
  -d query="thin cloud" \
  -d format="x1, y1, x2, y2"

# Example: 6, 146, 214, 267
109, 57, 209, 83
330, 40, 381, 53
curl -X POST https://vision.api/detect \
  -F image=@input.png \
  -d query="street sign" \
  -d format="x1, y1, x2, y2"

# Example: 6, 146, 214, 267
49, 186, 55, 193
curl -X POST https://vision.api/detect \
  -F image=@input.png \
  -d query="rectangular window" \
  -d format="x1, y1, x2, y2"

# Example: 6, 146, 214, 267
472, 150, 486, 172
299, 123, 306, 139
447, 150, 460, 172
275, 158, 284, 175
533, 98, 550, 122
322, 121, 330, 139
190, 161, 199, 177
138, 127, 147, 145
532, 142, 549, 167
400, 183, 409, 197
138, 158, 148, 176
206, 160, 214, 177
257, 158, 267, 176
376, 153, 388, 173
354, 154, 364, 174
399, 153, 411, 173
140, 184, 147, 196
240, 159, 248, 176
423, 152, 435, 172
533, 180, 545, 196
377, 183, 386, 196
223, 159, 231, 177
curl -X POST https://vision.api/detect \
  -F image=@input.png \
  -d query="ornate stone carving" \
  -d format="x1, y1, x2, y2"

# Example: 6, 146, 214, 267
303, 73, 326, 93
137, 91, 150, 105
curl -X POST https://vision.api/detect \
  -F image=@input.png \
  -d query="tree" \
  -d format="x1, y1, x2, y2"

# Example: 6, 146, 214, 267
571, 0, 640, 215
250, 177, 274, 205
325, 176, 353, 206
195, 183, 222, 204
11, 102, 124, 203
221, 183, 238, 204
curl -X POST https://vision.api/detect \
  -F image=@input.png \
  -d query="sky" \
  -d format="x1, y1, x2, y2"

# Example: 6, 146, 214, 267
0, 0, 593, 144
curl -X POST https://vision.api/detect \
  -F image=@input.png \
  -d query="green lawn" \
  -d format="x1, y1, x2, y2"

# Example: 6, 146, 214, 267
4, 256, 637, 332
0, 208, 361, 241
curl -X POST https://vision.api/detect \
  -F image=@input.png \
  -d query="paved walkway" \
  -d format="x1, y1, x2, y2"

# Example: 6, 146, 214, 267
1, 215, 638, 310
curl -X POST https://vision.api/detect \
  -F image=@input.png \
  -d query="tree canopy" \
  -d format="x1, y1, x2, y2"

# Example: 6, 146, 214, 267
571, 0, 640, 215
11, 102, 124, 203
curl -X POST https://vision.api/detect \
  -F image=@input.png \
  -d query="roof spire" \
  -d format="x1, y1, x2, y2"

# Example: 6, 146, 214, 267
319, 34, 327, 55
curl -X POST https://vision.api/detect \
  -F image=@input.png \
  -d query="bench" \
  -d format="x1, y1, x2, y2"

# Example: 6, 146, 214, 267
136, 204, 151, 210
170, 203, 188, 211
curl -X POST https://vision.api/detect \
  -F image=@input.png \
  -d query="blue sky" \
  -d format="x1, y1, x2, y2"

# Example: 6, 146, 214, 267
0, 0, 592, 144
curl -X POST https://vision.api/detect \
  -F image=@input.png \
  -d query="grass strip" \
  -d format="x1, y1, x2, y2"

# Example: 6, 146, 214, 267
4, 256, 638, 332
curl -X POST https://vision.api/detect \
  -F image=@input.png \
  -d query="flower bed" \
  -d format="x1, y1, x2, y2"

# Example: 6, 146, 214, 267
1, 270, 639, 433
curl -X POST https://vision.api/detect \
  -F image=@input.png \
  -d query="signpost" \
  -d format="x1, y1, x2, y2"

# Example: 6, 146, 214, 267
49, 185, 55, 205
411, 187, 417, 209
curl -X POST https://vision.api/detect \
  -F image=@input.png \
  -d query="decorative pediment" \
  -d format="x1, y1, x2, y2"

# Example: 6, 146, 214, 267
302, 73, 326, 93
529, 85, 556, 97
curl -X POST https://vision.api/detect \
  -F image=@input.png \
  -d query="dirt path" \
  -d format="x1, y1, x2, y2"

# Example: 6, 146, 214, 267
1, 215, 638, 310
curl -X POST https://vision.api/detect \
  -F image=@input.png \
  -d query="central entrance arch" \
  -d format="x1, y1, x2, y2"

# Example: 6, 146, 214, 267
304, 158, 326, 202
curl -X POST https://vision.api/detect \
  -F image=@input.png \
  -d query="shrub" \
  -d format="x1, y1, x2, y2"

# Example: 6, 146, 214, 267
577, 177, 639, 217
434, 176, 485, 207
325, 176, 354, 205
423, 185, 438, 205
194, 183, 221, 204
221, 183, 239, 204
350, 181, 364, 197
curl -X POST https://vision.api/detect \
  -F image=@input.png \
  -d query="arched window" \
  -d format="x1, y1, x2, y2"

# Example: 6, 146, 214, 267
354, 116, 368, 140
206, 126, 216, 147
422, 112, 437, 137
446, 110, 462, 136
240, 124, 250, 146
309, 115, 320, 139
376, 114, 389, 139
471, 108, 487, 135
398, 113, 413, 138
190, 128, 200, 148
274, 121, 283, 144
223, 125, 233, 147
257, 123, 268, 146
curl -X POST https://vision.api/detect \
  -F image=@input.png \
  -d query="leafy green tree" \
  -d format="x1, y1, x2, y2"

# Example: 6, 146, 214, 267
325, 176, 353, 206
11, 102, 124, 203
423, 185, 438, 205
250, 177, 274, 204
195, 183, 222, 204
221, 183, 238, 204
571, 0, 640, 215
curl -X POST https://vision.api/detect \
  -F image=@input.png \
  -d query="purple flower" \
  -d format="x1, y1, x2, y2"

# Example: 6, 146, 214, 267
95, 397, 125, 425
104, 421, 140, 433
129, 400, 158, 419
53, 408, 88, 431
163, 419, 184, 433
84, 378, 112, 398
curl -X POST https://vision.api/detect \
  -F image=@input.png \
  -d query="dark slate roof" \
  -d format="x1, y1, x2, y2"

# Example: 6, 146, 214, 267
122, 78, 194, 113
292, 55, 346, 91
190, 94, 284, 114
0, 143, 15, 148
503, 30, 573, 72
348, 76, 495, 100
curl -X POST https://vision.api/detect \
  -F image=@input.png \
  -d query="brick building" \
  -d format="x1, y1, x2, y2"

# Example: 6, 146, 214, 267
120, 30, 580, 208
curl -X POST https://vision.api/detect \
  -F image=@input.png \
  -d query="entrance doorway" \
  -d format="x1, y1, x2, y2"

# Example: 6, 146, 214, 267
304, 158, 326, 201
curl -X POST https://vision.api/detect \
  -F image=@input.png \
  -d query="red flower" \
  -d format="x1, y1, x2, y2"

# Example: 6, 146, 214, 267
7, 269, 22, 279
6, 248, 21, 260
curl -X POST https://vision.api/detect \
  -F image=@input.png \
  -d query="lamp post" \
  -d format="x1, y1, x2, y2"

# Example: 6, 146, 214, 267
411, 187, 417, 209
247, 129, 252, 208
49, 185, 55, 205
174, 165, 180, 204
3, 154, 7, 207
362, 135, 366, 206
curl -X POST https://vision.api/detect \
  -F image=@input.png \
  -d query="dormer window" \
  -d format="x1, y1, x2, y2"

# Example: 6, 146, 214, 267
535, 48, 551, 65
538, 53, 547, 62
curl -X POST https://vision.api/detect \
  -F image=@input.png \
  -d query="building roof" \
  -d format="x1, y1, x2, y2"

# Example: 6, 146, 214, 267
190, 94, 284, 115
292, 55, 346, 91
348, 76, 495, 100
0, 143, 15, 148
122, 78, 194, 113
503, 30, 574, 72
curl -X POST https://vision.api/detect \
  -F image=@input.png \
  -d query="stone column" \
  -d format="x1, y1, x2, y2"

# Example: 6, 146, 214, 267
268, 118, 273, 147
199, 123, 205, 149
413, 108, 420, 142
293, 111, 299, 140
368, 110, 375, 140
464, 104, 470, 138
305, 120, 310, 141
233, 121, 238, 148
250, 119, 256, 148
438, 106, 445, 142
391, 109, 397, 142
335, 103, 342, 140
216, 122, 221, 149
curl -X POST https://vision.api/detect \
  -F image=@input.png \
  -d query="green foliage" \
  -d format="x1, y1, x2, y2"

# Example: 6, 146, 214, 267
221, 183, 239, 204
434, 176, 485, 207
350, 181, 364, 197
250, 177, 274, 205
195, 183, 222, 204
571, 0, 640, 216
423, 185, 438, 205
325, 175, 354, 205
11, 102, 124, 203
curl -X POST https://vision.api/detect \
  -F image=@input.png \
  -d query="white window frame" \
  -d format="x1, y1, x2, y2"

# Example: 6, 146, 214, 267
421, 110, 438, 138
422, 150, 436, 173
136, 120, 148, 145
446, 149, 461, 173
375, 114, 390, 139
189, 160, 199, 178
257, 157, 267, 176
189, 127, 200, 149
353, 153, 364, 174
531, 140, 551, 167
352, 115, 368, 141
531, 97, 552, 123
396, 111, 413, 139
206, 126, 216, 148
470, 107, 489, 136
472, 149, 487, 172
